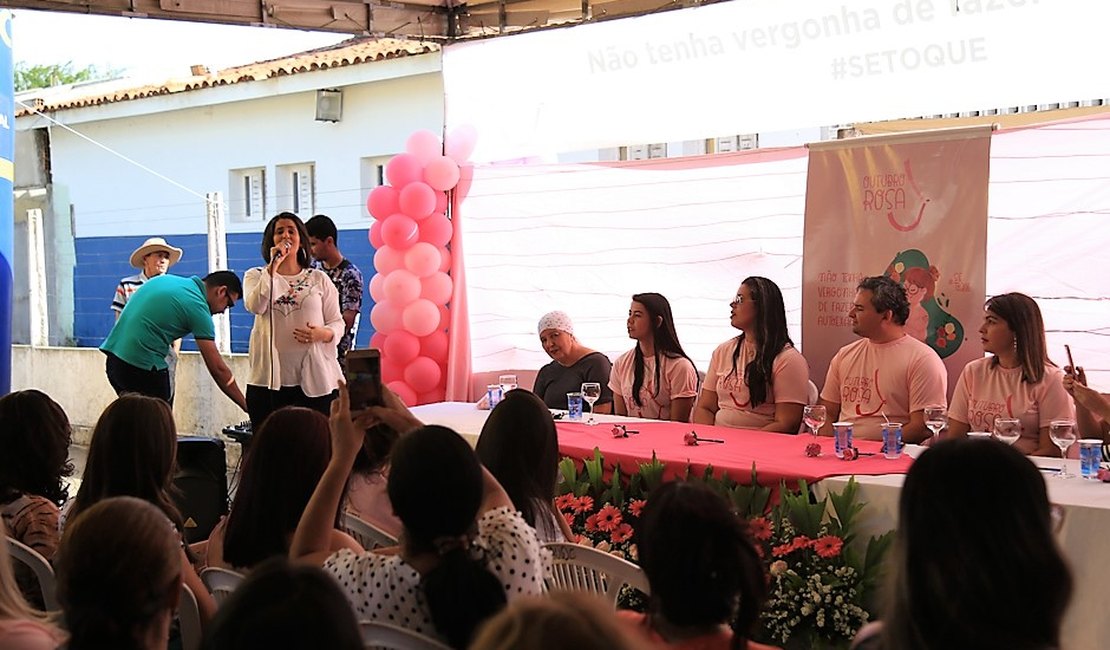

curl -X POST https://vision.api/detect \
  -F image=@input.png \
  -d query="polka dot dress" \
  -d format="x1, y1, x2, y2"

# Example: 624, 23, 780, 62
323, 506, 551, 641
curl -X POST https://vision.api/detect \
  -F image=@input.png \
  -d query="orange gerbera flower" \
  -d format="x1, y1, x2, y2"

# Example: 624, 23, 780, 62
749, 516, 772, 541
628, 499, 647, 517
610, 523, 634, 544
814, 535, 843, 558
595, 504, 623, 532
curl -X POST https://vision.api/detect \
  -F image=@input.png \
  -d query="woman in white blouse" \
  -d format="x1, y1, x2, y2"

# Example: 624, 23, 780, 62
244, 212, 345, 430
292, 385, 548, 649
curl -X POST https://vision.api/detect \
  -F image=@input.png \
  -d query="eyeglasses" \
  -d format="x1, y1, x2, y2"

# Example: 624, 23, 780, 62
730, 294, 752, 306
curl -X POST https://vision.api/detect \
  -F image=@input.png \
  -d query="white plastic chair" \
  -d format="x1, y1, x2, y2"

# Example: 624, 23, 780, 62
360, 621, 452, 650
342, 512, 399, 550
5, 536, 59, 611
178, 583, 203, 650
542, 541, 650, 607
200, 566, 245, 606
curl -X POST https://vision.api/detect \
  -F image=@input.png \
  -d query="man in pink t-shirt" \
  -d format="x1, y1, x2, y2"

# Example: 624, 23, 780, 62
818, 276, 947, 442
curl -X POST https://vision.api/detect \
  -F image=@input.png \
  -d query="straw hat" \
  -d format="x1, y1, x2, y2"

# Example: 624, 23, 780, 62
129, 237, 183, 269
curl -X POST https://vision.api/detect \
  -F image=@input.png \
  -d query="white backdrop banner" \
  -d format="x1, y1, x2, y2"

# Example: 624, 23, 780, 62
444, 0, 1110, 161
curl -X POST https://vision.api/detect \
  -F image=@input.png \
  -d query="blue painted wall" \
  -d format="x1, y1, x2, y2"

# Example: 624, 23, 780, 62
74, 229, 377, 353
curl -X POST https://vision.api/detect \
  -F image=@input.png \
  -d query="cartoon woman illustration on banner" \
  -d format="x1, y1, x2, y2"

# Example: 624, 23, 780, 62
885, 248, 963, 359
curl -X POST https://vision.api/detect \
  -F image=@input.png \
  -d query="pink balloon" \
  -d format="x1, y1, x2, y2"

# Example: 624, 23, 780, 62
423, 156, 461, 192
445, 124, 477, 164
417, 388, 446, 405
405, 129, 442, 164
420, 272, 453, 306
373, 246, 404, 274
382, 359, 404, 384
368, 272, 386, 302
369, 332, 387, 351
383, 330, 421, 366
370, 300, 402, 335
382, 269, 421, 305
404, 356, 442, 393
402, 299, 440, 337
385, 153, 423, 188
367, 185, 400, 220
368, 220, 384, 249
387, 380, 417, 407
455, 164, 474, 201
438, 304, 451, 332
398, 182, 437, 220
381, 214, 419, 250
419, 214, 453, 248
437, 247, 452, 273
404, 243, 442, 278
434, 191, 448, 215
420, 330, 449, 363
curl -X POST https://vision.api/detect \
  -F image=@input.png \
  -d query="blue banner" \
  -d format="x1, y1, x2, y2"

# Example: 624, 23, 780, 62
0, 11, 12, 395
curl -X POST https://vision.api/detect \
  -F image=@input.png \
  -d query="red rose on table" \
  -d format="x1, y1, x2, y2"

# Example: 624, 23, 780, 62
805, 442, 822, 457
684, 431, 698, 446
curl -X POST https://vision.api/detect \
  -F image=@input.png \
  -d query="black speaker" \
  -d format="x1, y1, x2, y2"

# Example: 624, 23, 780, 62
172, 436, 228, 544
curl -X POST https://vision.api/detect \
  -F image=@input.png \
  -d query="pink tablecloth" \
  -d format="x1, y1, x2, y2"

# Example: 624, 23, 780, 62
556, 420, 913, 487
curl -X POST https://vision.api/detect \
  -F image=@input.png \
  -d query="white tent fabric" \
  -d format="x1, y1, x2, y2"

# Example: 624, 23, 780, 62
461, 116, 1110, 388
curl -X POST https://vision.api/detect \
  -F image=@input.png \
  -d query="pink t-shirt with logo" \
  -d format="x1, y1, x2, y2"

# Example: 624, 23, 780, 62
820, 335, 947, 441
705, 337, 811, 430
949, 357, 1075, 456
609, 349, 698, 420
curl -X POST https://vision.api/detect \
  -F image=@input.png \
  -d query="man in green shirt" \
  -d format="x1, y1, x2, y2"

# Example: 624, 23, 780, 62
101, 270, 247, 411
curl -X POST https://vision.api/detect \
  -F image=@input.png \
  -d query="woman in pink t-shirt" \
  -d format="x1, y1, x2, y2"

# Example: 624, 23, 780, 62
947, 293, 1073, 456
693, 277, 810, 433
609, 293, 698, 422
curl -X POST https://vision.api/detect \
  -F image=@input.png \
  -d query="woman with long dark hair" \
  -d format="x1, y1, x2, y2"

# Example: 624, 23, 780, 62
946, 292, 1072, 456
0, 389, 73, 561
244, 212, 345, 430
292, 386, 547, 649
476, 389, 572, 542
205, 407, 358, 571
626, 481, 775, 650
852, 438, 1072, 649
609, 293, 698, 422
693, 277, 809, 433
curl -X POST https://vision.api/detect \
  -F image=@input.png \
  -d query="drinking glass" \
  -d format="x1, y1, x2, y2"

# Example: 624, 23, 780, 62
498, 374, 518, 396
924, 406, 947, 444
1049, 419, 1077, 478
581, 382, 602, 425
992, 417, 1022, 446
802, 405, 827, 439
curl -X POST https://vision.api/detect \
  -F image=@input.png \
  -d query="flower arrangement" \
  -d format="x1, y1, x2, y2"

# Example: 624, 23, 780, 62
556, 448, 893, 650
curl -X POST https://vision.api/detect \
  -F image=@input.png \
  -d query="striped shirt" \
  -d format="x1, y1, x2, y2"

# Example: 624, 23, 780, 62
110, 271, 151, 313
1, 493, 60, 560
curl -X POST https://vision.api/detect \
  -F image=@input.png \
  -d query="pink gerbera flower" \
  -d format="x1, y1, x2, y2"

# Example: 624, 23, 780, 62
814, 535, 844, 558
595, 504, 623, 532
749, 517, 772, 541
610, 523, 634, 544
628, 499, 647, 518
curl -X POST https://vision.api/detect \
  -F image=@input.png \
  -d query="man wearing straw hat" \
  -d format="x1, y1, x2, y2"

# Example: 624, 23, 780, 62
110, 237, 184, 397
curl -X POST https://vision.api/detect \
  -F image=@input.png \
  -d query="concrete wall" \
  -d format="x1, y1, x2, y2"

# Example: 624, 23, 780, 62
11, 345, 250, 438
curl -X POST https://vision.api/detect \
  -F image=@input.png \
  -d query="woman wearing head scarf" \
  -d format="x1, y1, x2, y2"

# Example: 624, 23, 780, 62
532, 311, 613, 413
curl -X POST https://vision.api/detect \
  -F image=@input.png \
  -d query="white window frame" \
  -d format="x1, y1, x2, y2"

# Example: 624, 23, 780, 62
228, 167, 265, 223
276, 162, 315, 216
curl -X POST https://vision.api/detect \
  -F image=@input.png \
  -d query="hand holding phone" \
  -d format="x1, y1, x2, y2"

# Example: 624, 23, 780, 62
345, 349, 384, 410
1065, 344, 1076, 376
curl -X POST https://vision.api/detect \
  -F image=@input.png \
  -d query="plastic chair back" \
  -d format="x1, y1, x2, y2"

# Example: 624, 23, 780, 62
200, 566, 245, 606
5, 535, 58, 611
360, 621, 452, 650
543, 541, 650, 607
178, 583, 202, 650
342, 512, 399, 550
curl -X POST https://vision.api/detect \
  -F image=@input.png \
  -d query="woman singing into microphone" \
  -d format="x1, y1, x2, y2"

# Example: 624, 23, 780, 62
244, 212, 345, 430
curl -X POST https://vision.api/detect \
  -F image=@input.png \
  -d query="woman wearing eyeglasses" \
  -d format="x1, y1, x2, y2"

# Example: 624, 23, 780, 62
693, 277, 810, 433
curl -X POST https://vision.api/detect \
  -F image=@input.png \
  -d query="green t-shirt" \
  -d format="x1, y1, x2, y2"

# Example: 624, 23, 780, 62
101, 275, 215, 370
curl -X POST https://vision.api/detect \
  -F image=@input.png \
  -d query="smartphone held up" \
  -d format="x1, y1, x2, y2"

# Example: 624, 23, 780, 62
345, 349, 384, 410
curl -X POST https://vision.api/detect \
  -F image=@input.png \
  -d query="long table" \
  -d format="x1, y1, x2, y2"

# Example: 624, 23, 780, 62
818, 457, 1110, 649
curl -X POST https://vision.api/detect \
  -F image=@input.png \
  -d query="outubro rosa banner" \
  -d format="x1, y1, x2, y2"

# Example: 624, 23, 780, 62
801, 125, 992, 397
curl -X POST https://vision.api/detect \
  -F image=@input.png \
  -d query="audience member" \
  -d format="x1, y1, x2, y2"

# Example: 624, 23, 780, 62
947, 293, 1073, 456
56, 497, 183, 650
851, 438, 1071, 650
694, 277, 810, 433
0, 519, 65, 650
292, 385, 547, 649
532, 311, 613, 412
305, 214, 364, 362
344, 433, 403, 540
205, 407, 359, 571
627, 481, 775, 650
610, 293, 698, 422
0, 390, 72, 560
199, 557, 362, 650
1063, 366, 1110, 442
818, 276, 947, 442
476, 389, 573, 542
470, 592, 643, 650
68, 394, 215, 623
244, 212, 345, 430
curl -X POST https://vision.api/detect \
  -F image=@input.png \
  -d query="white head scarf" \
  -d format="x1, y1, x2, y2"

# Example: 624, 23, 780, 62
537, 311, 574, 336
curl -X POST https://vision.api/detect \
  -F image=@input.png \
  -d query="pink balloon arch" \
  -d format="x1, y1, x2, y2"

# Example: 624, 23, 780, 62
366, 127, 475, 406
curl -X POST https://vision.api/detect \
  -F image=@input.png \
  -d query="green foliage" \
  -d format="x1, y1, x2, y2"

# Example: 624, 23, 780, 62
14, 61, 119, 91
